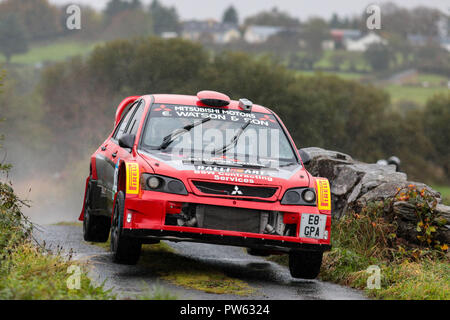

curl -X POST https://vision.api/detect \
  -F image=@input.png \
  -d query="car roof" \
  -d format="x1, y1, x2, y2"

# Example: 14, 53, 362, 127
148, 94, 273, 114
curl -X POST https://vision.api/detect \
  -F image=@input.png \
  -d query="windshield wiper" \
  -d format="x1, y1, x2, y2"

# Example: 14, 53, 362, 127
214, 121, 251, 155
279, 161, 299, 167
157, 118, 211, 150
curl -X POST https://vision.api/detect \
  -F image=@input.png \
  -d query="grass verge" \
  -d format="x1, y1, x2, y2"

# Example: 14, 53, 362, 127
1, 68, 111, 299
1, 40, 99, 65
268, 188, 449, 300
433, 185, 450, 205
53, 221, 83, 227
0, 242, 113, 299
0, 171, 112, 300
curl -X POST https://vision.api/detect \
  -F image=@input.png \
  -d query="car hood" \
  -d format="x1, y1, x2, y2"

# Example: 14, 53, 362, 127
139, 150, 309, 188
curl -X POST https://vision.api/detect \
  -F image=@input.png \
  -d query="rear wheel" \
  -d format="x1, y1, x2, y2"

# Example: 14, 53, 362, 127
83, 181, 110, 242
110, 191, 141, 265
288, 251, 323, 279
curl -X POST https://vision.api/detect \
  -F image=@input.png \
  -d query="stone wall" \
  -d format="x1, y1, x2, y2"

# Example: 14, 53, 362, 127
302, 147, 450, 245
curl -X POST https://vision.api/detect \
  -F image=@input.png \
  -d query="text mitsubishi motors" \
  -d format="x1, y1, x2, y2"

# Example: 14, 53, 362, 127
79, 91, 331, 279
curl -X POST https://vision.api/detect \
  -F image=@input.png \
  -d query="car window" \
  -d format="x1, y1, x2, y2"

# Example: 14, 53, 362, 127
140, 103, 298, 167
113, 102, 137, 140
127, 100, 145, 136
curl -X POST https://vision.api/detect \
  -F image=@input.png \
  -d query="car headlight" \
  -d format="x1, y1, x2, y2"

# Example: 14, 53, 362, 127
281, 187, 316, 205
141, 174, 188, 195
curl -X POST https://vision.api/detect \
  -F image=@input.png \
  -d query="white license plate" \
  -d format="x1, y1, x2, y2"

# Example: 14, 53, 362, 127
300, 214, 327, 239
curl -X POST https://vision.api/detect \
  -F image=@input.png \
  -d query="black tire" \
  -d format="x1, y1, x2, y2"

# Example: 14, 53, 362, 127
288, 251, 323, 279
110, 191, 141, 265
83, 181, 110, 242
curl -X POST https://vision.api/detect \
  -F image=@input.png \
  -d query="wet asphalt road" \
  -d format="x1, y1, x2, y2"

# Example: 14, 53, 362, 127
33, 225, 366, 300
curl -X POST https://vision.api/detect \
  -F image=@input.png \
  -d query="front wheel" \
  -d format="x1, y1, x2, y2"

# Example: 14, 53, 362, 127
110, 191, 141, 265
288, 251, 323, 279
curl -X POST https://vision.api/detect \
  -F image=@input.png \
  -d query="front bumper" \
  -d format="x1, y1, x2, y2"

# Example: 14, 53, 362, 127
123, 228, 331, 253
122, 190, 332, 253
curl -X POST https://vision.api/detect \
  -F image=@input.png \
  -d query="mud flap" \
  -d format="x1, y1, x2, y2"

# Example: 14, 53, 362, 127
78, 176, 90, 221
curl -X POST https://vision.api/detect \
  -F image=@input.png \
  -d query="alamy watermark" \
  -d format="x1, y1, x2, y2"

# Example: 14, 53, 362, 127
366, 4, 382, 30
66, 4, 81, 30
366, 265, 381, 289
66, 265, 81, 290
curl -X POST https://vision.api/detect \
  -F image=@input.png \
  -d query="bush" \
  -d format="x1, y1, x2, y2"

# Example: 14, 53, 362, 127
0, 127, 111, 299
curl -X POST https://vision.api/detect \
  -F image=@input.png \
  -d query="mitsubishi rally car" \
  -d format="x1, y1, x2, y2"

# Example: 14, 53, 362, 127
79, 90, 332, 279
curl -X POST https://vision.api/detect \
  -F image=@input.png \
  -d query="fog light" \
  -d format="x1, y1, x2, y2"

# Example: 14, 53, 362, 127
303, 189, 315, 202
285, 190, 300, 203
147, 176, 160, 189
168, 180, 184, 193
126, 213, 132, 223
323, 230, 329, 240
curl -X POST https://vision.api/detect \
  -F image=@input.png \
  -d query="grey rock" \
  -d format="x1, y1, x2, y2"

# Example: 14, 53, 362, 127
301, 147, 449, 245
331, 165, 360, 196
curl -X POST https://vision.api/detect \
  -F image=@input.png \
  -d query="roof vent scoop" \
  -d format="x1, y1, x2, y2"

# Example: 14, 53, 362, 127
197, 90, 230, 107
239, 98, 253, 112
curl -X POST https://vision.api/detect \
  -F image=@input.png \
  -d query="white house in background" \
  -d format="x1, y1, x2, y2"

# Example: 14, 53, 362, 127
345, 32, 387, 51
181, 20, 240, 44
439, 37, 450, 52
244, 25, 285, 43
161, 32, 178, 39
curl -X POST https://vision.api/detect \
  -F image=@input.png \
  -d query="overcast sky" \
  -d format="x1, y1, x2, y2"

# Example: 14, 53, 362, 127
48, 0, 449, 21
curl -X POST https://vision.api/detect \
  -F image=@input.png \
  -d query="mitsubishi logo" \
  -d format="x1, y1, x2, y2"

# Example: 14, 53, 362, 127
231, 186, 243, 195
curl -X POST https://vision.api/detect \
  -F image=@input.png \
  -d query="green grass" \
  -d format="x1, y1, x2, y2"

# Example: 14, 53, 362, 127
0, 241, 113, 299
296, 70, 363, 80
53, 221, 83, 227
0, 41, 99, 65
417, 73, 448, 86
384, 84, 449, 106
138, 284, 178, 300
433, 185, 450, 205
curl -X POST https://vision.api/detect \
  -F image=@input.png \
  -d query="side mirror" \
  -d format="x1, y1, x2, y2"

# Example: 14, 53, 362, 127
298, 149, 311, 166
119, 134, 135, 150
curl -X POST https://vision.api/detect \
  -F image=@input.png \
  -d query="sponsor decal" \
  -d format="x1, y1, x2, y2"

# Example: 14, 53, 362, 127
151, 104, 278, 128
316, 178, 331, 211
231, 186, 243, 195
126, 162, 140, 195
193, 165, 274, 184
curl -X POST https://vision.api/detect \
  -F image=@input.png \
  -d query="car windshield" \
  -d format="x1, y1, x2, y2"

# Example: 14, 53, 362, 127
140, 104, 298, 168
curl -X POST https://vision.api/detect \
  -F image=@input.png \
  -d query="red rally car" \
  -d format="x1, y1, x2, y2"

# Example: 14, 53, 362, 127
79, 90, 332, 279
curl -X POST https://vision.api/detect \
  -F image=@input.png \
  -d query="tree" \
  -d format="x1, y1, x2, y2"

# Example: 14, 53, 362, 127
329, 13, 342, 28
364, 43, 392, 71
244, 7, 300, 27
102, 9, 153, 40
222, 5, 239, 25
104, 0, 142, 20
0, 14, 28, 63
0, 0, 61, 41
414, 43, 450, 76
149, 0, 180, 35
301, 18, 329, 63
386, 33, 412, 67
422, 94, 450, 178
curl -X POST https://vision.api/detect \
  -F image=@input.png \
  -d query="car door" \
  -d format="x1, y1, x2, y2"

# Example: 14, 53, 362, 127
107, 99, 145, 200
96, 101, 138, 205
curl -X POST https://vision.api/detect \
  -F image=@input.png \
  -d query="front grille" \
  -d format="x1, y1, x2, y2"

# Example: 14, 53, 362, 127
192, 181, 277, 198
165, 204, 297, 237
197, 205, 262, 233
